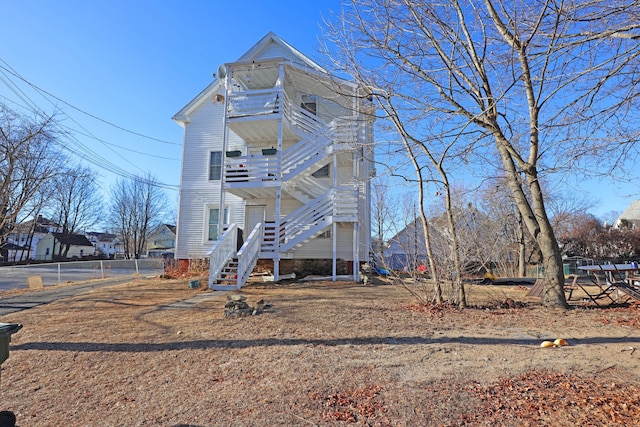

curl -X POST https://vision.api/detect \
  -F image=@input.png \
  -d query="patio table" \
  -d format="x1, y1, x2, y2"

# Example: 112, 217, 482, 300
577, 264, 640, 306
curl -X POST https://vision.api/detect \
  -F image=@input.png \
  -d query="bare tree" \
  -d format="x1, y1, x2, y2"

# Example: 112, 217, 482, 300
109, 174, 168, 259
326, 0, 640, 307
0, 104, 61, 245
477, 179, 535, 277
370, 175, 400, 263
561, 213, 640, 260
46, 164, 102, 258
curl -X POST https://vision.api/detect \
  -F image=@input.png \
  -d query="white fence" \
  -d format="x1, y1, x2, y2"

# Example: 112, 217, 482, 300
0, 259, 165, 292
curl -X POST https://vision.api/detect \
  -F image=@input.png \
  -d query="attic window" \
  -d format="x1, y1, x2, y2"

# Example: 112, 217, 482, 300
301, 94, 317, 116
312, 164, 330, 178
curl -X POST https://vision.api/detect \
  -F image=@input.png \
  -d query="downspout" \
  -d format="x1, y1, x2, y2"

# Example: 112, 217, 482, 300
219, 66, 230, 239
174, 110, 189, 262
332, 150, 338, 281
274, 63, 285, 282
353, 89, 363, 282
353, 147, 359, 281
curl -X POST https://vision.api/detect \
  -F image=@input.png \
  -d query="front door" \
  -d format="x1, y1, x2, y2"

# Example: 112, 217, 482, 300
246, 206, 266, 238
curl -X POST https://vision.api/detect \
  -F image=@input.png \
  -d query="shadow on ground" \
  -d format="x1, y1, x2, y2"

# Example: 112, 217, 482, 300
13, 335, 640, 353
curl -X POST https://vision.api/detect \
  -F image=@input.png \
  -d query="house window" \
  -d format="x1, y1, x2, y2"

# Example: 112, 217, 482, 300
318, 230, 331, 239
209, 151, 223, 180
301, 94, 317, 116
208, 207, 228, 241
312, 164, 330, 178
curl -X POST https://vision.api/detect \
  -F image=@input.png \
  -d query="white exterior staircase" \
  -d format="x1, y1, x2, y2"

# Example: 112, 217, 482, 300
210, 80, 365, 285
208, 223, 263, 290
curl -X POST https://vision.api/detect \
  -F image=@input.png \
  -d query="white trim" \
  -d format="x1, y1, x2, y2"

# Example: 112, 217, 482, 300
173, 80, 224, 123
204, 205, 229, 243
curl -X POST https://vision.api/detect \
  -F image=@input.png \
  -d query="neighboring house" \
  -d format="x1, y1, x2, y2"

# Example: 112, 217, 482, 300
86, 232, 121, 259
383, 220, 429, 271
384, 205, 495, 274
173, 32, 374, 288
615, 200, 640, 229
5, 215, 62, 261
35, 233, 95, 261
146, 224, 176, 257
0, 241, 31, 263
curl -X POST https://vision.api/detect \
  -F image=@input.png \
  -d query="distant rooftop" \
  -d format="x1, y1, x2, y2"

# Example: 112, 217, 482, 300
616, 200, 640, 227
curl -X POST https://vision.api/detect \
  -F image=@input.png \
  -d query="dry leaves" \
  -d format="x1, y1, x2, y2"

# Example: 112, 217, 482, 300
464, 370, 640, 426
311, 385, 389, 425
1, 278, 639, 426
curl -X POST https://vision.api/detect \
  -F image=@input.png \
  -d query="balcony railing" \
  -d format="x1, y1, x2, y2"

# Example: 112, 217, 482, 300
224, 155, 280, 186
227, 89, 281, 118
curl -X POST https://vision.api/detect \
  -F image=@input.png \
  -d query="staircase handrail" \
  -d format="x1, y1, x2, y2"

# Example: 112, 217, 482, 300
282, 91, 325, 135
236, 222, 263, 287
331, 117, 361, 148
264, 187, 359, 253
281, 128, 332, 177
280, 115, 360, 180
207, 223, 237, 288
276, 190, 335, 250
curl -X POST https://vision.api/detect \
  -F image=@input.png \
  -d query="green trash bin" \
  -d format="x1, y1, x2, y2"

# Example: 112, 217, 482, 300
0, 323, 22, 387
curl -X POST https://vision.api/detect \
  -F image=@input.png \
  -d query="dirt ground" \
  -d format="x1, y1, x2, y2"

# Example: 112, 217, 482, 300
1, 276, 639, 426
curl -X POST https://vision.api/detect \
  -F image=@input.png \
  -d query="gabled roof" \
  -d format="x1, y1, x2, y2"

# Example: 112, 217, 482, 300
172, 79, 224, 124
0, 242, 29, 251
617, 200, 640, 224
235, 32, 326, 73
173, 32, 330, 124
149, 224, 177, 237
51, 233, 94, 247
11, 216, 61, 234
86, 231, 118, 242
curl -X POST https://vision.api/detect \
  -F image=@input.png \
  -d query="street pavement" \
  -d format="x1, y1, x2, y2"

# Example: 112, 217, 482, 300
0, 276, 222, 319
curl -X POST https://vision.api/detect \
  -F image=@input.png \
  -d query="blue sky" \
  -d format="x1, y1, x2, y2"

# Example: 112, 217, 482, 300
1, 1, 637, 221
0, 0, 343, 202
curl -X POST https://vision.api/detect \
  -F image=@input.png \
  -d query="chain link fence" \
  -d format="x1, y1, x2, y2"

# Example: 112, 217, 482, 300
0, 259, 165, 292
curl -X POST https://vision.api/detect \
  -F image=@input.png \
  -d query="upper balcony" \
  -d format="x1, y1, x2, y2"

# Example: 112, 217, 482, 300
224, 59, 360, 143
226, 89, 325, 143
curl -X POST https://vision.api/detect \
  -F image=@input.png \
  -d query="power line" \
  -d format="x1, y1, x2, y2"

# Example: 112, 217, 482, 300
1, 92, 180, 170
59, 123, 179, 161
0, 59, 180, 146
0, 70, 179, 190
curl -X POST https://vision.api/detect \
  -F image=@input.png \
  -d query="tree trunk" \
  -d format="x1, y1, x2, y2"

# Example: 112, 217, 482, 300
517, 211, 526, 278
495, 136, 567, 307
442, 173, 466, 308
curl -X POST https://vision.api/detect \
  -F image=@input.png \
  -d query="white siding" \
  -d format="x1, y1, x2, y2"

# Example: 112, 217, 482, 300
318, 97, 351, 122
293, 224, 356, 260
253, 43, 295, 62
175, 96, 245, 259
175, 34, 373, 267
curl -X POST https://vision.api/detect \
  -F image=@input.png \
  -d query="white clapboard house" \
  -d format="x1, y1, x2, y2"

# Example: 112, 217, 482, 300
173, 32, 374, 289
